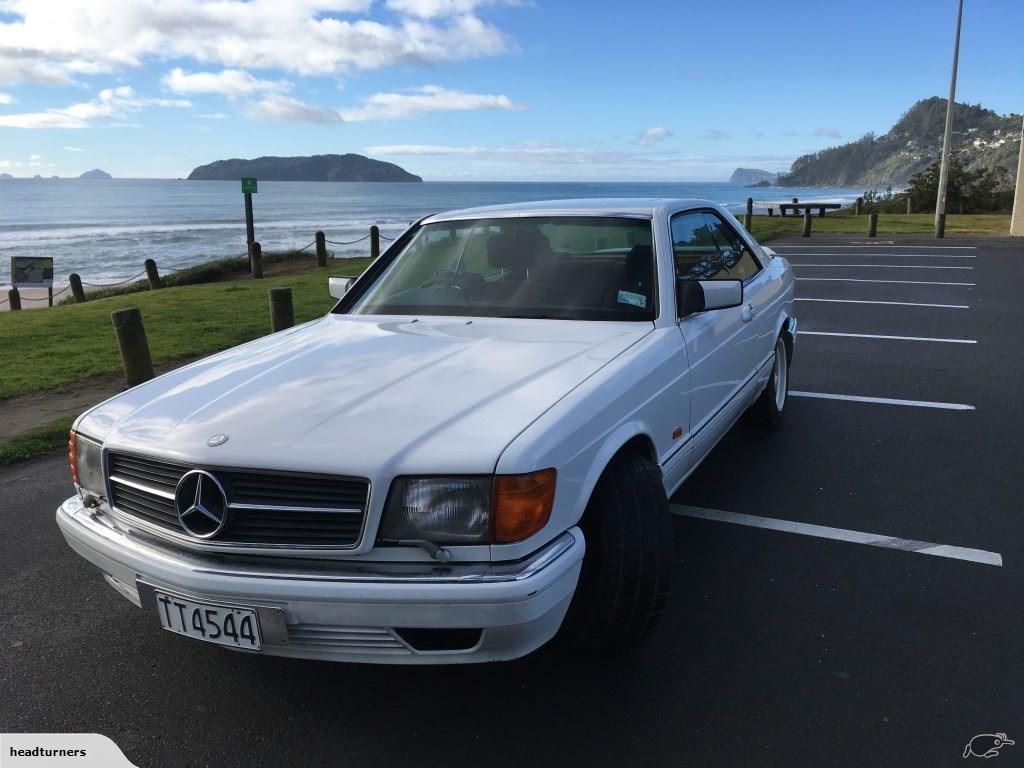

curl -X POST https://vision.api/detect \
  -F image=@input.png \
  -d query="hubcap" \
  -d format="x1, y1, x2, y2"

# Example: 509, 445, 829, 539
774, 340, 787, 411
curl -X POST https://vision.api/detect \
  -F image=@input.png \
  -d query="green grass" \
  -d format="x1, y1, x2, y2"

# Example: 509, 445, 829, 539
1, 259, 372, 400
748, 212, 1010, 241
0, 415, 74, 468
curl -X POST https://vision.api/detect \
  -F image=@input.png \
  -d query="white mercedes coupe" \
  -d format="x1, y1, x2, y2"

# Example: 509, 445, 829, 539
58, 198, 796, 664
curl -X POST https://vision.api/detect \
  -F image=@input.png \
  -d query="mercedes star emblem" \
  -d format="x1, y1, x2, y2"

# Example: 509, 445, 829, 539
174, 469, 230, 539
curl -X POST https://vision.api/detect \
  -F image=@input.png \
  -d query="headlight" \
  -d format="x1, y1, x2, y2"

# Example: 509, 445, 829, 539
69, 430, 104, 499
380, 477, 491, 544
378, 470, 556, 546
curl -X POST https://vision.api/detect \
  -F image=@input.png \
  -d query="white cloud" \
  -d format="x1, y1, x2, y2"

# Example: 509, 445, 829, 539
338, 85, 524, 121
246, 86, 522, 124
163, 68, 288, 97
638, 126, 672, 145
29, 153, 42, 160
0, 86, 190, 129
814, 127, 842, 138
64, 145, 85, 151
197, 113, 227, 120
0, 91, 14, 104
385, 0, 519, 18
246, 94, 342, 124
0, 1, 513, 86
701, 129, 732, 141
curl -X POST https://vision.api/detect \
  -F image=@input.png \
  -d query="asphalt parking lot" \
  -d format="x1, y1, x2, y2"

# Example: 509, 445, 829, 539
2, 234, 1022, 768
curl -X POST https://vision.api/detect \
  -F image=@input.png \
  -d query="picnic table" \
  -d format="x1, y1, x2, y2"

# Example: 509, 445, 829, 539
762, 201, 844, 217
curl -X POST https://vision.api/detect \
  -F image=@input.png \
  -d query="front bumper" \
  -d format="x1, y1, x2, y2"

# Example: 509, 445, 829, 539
56, 496, 584, 664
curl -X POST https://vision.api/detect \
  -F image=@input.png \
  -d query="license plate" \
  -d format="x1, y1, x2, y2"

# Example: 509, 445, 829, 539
154, 591, 262, 650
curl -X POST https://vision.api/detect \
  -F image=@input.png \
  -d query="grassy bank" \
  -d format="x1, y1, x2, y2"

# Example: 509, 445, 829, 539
1, 258, 371, 401
0, 416, 74, 467
748, 212, 1010, 240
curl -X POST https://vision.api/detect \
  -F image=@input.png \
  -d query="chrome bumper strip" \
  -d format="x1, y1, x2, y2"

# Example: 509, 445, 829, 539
60, 498, 578, 585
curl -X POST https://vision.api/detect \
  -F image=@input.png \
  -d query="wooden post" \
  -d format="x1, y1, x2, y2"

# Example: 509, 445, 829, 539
370, 225, 380, 260
854, 197, 863, 216
818, 206, 826, 218
8, 286, 21, 311
244, 192, 255, 252
144, 258, 160, 290
868, 212, 878, 237
315, 231, 327, 268
936, 213, 946, 238
69, 273, 86, 303
957, 198, 965, 215
269, 287, 294, 332
906, 197, 913, 215
802, 210, 812, 237
111, 307, 154, 387
744, 197, 753, 230
249, 241, 263, 279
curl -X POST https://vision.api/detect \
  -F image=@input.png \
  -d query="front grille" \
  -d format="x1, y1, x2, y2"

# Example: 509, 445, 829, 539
286, 625, 411, 655
106, 452, 369, 547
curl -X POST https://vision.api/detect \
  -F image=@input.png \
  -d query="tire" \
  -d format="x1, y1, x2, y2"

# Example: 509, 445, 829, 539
559, 451, 674, 650
752, 334, 789, 428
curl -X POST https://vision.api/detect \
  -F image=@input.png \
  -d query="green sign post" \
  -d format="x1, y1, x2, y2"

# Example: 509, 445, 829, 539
241, 177, 257, 248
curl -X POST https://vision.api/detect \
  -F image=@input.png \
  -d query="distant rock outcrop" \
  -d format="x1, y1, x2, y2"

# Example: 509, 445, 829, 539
0, 172, 12, 179
80, 168, 112, 179
187, 153, 422, 182
730, 168, 777, 185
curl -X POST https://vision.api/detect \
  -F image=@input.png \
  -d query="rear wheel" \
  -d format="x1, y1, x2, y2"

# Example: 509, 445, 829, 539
751, 334, 789, 428
559, 451, 674, 650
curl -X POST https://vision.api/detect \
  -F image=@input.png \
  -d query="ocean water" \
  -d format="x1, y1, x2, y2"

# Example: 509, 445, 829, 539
0, 179, 874, 285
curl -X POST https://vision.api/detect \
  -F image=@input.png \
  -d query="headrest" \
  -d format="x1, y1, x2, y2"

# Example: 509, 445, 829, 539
487, 226, 552, 272
624, 244, 654, 284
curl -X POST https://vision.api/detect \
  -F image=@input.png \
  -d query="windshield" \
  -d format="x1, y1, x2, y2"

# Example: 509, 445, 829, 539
346, 216, 656, 321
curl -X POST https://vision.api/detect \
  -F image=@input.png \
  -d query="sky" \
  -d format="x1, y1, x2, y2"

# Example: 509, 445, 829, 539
0, 0, 1021, 181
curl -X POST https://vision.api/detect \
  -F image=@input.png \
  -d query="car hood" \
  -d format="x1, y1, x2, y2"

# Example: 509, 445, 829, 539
81, 314, 652, 476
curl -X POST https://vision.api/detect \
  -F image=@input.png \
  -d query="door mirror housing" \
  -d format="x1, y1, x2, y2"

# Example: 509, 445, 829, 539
677, 278, 743, 317
329, 276, 356, 300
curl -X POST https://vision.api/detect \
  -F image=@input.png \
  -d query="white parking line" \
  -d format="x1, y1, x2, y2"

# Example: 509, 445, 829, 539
795, 298, 970, 309
796, 277, 975, 286
799, 331, 976, 344
670, 505, 1002, 567
774, 244, 977, 249
792, 264, 973, 270
789, 391, 975, 410
774, 257, 974, 264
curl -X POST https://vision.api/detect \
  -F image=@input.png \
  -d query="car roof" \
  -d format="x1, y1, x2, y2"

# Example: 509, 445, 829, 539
421, 197, 716, 223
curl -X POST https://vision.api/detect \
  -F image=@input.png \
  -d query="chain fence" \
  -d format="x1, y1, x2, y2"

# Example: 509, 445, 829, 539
3, 226, 405, 310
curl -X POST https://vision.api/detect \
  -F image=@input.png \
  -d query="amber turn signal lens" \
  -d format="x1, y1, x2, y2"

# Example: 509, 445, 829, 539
492, 469, 556, 543
68, 430, 79, 486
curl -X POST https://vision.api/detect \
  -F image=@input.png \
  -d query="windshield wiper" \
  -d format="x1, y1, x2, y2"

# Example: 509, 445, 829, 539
499, 314, 580, 320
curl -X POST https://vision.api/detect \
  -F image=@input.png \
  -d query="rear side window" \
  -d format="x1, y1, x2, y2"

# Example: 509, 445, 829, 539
671, 211, 761, 282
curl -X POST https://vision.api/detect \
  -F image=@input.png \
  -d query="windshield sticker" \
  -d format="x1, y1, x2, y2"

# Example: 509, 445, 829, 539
617, 290, 647, 309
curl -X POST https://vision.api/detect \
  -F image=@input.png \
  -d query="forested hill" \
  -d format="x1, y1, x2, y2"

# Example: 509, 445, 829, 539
188, 154, 422, 182
779, 98, 1021, 187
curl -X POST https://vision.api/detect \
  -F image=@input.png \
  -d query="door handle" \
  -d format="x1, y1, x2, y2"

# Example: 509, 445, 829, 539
740, 303, 754, 322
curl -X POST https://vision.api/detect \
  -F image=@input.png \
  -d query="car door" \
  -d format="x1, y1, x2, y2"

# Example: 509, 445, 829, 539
704, 212, 777, 378
672, 210, 763, 466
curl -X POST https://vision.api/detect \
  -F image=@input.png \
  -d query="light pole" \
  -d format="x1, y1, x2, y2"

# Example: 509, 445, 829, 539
1011, 116, 1024, 236
934, 0, 964, 238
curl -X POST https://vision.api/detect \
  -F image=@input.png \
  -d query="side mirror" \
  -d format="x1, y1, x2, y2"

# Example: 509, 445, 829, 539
677, 278, 743, 316
329, 276, 355, 300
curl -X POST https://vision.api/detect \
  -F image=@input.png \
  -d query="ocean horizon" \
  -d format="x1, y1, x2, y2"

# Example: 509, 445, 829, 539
0, 179, 882, 287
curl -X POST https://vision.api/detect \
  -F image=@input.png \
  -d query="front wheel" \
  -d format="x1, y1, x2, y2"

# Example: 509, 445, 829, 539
751, 334, 789, 428
558, 451, 674, 650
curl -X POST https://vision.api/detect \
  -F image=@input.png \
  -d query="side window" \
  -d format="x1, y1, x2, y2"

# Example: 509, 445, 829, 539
671, 211, 761, 282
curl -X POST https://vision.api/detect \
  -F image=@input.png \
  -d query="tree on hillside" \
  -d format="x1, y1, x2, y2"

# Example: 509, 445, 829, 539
905, 159, 1009, 213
